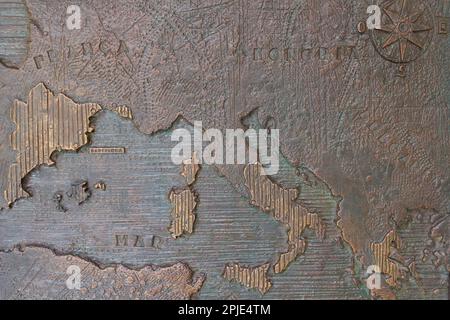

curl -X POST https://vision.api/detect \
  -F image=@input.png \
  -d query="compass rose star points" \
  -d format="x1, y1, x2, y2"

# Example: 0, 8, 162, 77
374, 0, 433, 62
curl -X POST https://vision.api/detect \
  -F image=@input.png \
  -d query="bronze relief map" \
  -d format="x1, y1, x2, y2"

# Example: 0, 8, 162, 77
0, 0, 448, 301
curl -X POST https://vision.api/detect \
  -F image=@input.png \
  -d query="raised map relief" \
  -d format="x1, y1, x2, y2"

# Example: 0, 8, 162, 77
0, 0, 448, 301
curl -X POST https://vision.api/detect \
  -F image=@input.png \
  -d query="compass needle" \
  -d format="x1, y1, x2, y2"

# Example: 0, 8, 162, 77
399, 39, 407, 61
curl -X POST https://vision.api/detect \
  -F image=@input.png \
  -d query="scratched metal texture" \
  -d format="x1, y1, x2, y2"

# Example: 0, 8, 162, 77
0, 0, 448, 300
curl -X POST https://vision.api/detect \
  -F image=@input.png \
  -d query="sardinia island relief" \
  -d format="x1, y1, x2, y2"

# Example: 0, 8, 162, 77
168, 153, 201, 239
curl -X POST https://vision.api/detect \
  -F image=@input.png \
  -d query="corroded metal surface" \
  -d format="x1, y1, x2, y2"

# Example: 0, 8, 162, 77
0, 0, 448, 300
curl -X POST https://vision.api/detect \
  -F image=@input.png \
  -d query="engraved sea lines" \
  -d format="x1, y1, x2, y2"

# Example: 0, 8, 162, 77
5, 83, 102, 206
0, 0, 30, 68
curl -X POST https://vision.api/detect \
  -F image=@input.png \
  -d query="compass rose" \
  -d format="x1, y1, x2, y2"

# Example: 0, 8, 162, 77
370, 0, 434, 63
